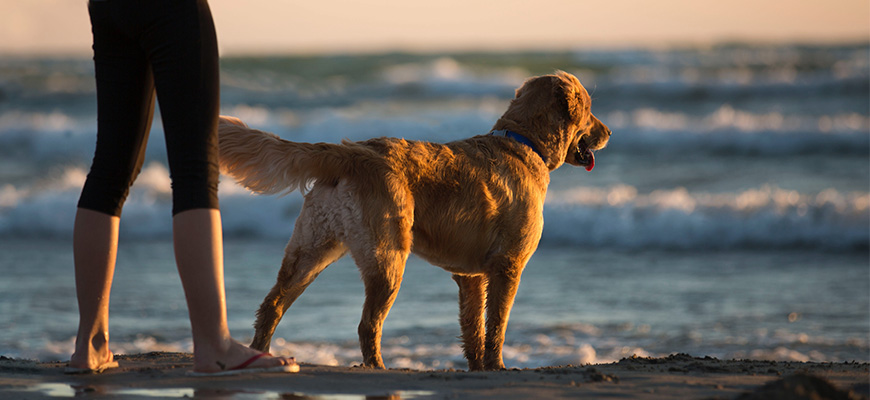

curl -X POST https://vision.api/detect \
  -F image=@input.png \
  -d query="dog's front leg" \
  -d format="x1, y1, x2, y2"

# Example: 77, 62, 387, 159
483, 269, 521, 370
453, 274, 486, 371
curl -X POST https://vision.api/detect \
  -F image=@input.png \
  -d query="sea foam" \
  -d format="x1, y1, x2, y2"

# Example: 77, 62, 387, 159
1, 163, 866, 251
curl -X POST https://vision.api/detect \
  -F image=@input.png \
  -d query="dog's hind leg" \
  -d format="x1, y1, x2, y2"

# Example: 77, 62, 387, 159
453, 274, 487, 371
353, 248, 408, 369
250, 217, 346, 352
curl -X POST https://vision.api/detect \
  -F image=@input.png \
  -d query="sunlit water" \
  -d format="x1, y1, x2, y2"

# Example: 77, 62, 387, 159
1, 240, 866, 368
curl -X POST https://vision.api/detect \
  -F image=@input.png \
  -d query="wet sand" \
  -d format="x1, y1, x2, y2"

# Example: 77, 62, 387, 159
1, 352, 867, 399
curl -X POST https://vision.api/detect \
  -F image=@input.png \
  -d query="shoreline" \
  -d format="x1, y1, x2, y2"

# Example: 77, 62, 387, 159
1, 352, 867, 399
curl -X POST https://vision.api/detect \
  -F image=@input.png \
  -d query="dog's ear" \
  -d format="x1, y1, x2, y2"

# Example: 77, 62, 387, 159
513, 72, 587, 126
553, 71, 587, 123
508, 74, 574, 131
512, 75, 560, 113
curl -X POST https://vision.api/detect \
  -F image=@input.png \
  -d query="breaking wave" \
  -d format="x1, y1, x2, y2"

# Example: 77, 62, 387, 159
1, 163, 866, 251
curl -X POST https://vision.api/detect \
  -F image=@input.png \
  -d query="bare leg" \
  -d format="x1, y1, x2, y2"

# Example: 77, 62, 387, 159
453, 274, 486, 371
69, 208, 119, 370
173, 208, 295, 372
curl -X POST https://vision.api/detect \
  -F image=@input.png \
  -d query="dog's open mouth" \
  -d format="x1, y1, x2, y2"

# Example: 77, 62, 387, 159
575, 142, 595, 171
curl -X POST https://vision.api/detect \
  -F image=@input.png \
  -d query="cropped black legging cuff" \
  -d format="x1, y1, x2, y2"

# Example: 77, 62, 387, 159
78, 0, 220, 216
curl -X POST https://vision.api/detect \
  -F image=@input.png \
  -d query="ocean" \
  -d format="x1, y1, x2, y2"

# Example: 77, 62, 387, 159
0, 44, 867, 369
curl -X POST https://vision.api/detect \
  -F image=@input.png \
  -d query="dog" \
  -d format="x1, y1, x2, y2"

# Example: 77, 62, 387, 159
217, 71, 611, 371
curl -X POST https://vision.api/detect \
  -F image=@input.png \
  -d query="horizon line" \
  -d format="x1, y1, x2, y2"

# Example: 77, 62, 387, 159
2, 37, 867, 58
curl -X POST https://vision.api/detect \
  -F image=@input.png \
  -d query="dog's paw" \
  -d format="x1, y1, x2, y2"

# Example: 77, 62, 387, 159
483, 361, 507, 371
354, 362, 386, 369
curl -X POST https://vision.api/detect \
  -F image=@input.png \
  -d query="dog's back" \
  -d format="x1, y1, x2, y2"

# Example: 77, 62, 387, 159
218, 117, 549, 272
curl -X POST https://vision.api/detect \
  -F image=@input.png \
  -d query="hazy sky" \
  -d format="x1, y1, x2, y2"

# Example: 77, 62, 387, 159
2, 0, 868, 55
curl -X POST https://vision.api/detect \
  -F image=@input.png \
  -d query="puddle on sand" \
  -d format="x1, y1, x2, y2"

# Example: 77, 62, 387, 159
15, 383, 434, 399
11, 383, 194, 398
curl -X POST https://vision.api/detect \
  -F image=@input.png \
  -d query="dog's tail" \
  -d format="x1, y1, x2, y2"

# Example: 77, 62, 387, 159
218, 115, 373, 195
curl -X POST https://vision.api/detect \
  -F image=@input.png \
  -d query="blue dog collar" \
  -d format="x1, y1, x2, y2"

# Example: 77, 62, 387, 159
489, 129, 546, 163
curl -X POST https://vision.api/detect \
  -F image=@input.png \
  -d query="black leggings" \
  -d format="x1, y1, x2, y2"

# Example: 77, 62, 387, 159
79, 0, 220, 216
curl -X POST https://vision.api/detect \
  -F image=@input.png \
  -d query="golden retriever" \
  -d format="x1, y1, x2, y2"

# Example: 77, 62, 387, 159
217, 71, 611, 371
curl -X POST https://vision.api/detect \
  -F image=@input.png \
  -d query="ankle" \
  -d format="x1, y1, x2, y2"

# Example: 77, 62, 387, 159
192, 332, 234, 358
90, 331, 109, 350
70, 331, 113, 368
74, 330, 109, 353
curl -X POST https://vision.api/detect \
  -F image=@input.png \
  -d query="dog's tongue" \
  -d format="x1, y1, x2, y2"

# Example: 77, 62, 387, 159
583, 149, 595, 171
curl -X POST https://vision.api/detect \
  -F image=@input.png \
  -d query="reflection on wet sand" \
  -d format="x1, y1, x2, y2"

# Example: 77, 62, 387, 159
28, 383, 433, 399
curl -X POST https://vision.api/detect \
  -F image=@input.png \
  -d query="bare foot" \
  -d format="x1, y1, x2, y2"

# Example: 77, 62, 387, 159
68, 333, 115, 371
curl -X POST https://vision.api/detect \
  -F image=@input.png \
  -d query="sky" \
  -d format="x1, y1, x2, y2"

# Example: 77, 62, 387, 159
1, 0, 868, 55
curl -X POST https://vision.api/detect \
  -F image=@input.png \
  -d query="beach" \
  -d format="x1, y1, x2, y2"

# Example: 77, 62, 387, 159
1, 352, 867, 399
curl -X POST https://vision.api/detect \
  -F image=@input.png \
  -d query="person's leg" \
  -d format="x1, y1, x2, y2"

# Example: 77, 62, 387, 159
171, 209, 230, 367
69, 209, 120, 370
146, 0, 293, 371
70, 1, 156, 370
173, 209, 295, 372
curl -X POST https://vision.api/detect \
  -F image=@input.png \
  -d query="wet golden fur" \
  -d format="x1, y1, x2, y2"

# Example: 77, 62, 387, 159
218, 71, 611, 371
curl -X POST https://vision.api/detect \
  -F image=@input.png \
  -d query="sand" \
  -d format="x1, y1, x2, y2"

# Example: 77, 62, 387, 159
0, 353, 867, 399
